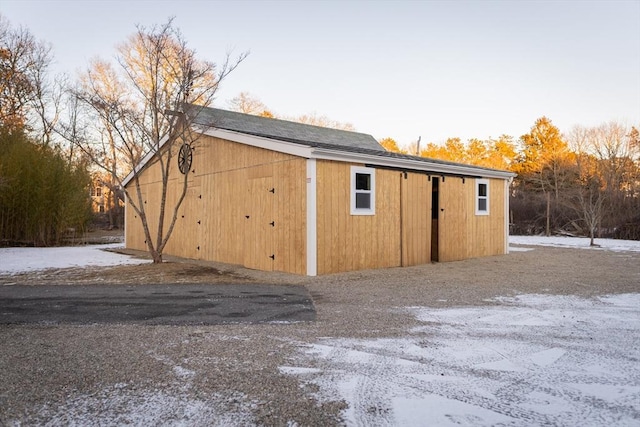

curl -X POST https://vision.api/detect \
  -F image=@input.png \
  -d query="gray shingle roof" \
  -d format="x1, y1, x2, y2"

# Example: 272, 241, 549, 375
190, 106, 385, 152
183, 105, 514, 178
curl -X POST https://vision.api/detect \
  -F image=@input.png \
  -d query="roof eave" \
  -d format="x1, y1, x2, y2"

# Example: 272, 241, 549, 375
202, 126, 515, 179
124, 125, 515, 188
310, 147, 516, 179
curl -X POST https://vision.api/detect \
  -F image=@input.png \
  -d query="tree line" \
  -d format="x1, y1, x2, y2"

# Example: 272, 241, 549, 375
381, 118, 640, 243
0, 16, 91, 246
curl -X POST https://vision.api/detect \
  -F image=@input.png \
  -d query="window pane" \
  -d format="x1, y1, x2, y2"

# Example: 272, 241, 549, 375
478, 183, 487, 197
355, 173, 371, 190
478, 198, 487, 211
355, 193, 371, 209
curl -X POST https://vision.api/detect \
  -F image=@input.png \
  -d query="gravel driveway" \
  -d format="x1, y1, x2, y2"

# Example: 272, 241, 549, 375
0, 245, 638, 426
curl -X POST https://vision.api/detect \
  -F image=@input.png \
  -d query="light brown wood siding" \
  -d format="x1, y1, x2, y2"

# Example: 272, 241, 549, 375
125, 133, 509, 275
316, 161, 432, 275
125, 135, 307, 275
437, 177, 506, 262
401, 172, 432, 266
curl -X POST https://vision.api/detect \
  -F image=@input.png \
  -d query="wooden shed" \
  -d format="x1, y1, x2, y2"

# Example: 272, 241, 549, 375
124, 107, 515, 276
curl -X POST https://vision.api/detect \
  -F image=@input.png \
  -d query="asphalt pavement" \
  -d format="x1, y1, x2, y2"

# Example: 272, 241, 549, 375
0, 284, 315, 325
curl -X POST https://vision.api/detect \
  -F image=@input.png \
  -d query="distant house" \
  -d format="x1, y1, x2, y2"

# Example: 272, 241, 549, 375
123, 107, 515, 276
90, 175, 125, 229
90, 179, 107, 213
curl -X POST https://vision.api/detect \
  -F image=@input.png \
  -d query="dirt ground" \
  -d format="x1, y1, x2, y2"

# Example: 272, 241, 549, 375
0, 242, 639, 425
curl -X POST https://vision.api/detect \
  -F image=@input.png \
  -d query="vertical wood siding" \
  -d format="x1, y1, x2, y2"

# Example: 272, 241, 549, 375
315, 162, 387, 273
125, 135, 508, 275
401, 173, 432, 266
125, 135, 307, 275
316, 162, 433, 274
437, 177, 506, 261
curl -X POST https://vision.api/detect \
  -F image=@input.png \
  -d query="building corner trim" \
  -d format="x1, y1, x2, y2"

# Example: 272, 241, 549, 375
505, 178, 511, 254
306, 159, 318, 276
123, 193, 128, 248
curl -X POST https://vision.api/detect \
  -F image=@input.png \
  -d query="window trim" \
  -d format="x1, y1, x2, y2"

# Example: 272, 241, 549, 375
475, 179, 490, 215
350, 166, 375, 215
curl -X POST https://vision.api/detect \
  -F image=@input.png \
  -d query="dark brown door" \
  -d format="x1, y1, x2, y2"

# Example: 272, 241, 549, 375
431, 177, 439, 261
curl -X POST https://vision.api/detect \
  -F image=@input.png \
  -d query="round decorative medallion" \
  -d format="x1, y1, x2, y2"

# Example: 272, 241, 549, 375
178, 143, 193, 174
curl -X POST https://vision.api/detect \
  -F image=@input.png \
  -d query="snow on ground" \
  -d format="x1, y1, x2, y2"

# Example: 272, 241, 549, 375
510, 235, 640, 252
0, 244, 149, 275
284, 294, 640, 426
31, 385, 255, 426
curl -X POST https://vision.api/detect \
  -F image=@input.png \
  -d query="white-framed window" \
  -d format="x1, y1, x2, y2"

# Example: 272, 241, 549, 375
351, 166, 375, 215
475, 179, 489, 215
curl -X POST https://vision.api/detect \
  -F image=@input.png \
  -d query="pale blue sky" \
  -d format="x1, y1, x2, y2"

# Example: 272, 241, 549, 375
2, 0, 639, 147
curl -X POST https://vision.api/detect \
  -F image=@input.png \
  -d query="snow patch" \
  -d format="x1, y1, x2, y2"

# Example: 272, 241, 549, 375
23, 386, 255, 426
567, 383, 640, 405
288, 293, 640, 426
508, 246, 534, 252
0, 243, 149, 274
392, 395, 517, 426
278, 366, 323, 375
509, 235, 640, 252
474, 358, 525, 372
529, 348, 566, 367
173, 365, 196, 380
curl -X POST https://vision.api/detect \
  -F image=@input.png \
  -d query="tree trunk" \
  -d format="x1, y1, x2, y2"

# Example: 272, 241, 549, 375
107, 190, 115, 229
151, 249, 163, 263
546, 191, 551, 236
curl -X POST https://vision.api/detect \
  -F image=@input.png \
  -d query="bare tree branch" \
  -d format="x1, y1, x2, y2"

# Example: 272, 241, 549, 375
58, 18, 248, 262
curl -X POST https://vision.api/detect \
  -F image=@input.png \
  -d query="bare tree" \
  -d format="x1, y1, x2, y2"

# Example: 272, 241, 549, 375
227, 91, 273, 117
594, 123, 636, 202
31, 66, 66, 147
289, 112, 355, 131
630, 126, 640, 160
61, 18, 247, 263
565, 121, 640, 240
565, 177, 607, 246
0, 14, 60, 139
227, 91, 356, 130
579, 122, 638, 234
